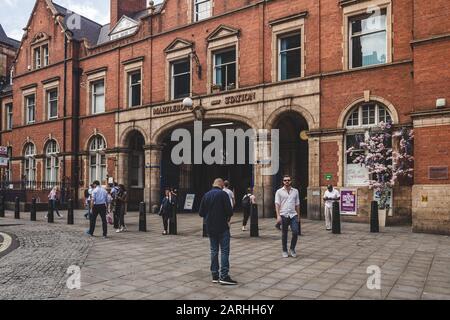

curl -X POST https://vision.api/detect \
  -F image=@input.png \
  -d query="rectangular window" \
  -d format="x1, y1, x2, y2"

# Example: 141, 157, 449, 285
5, 103, 13, 130
34, 48, 41, 69
171, 59, 191, 100
91, 80, 105, 114
25, 94, 36, 124
47, 89, 58, 119
349, 9, 387, 68
194, 0, 211, 22
43, 45, 49, 66
214, 48, 236, 92
279, 33, 301, 80
128, 71, 141, 107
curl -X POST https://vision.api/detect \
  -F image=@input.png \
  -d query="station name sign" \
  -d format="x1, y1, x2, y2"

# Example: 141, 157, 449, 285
153, 104, 194, 116
225, 92, 257, 105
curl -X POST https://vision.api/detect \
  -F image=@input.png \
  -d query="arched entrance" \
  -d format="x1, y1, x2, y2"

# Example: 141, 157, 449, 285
126, 130, 145, 211
273, 112, 309, 217
160, 119, 254, 212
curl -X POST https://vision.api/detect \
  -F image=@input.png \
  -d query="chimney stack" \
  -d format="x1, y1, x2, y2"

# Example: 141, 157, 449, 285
110, 0, 147, 28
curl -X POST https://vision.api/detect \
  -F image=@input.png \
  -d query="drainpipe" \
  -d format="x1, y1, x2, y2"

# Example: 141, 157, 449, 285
62, 31, 69, 202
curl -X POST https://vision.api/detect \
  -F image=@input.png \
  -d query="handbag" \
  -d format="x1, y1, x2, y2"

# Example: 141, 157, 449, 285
106, 212, 114, 225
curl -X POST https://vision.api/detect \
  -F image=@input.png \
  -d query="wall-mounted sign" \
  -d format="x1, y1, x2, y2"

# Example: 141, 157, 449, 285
421, 195, 428, 203
184, 194, 196, 211
153, 104, 194, 116
346, 164, 369, 186
325, 174, 333, 181
429, 166, 449, 180
340, 189, 358, 216
0, 146, 8, 156
225, 92, 257, 105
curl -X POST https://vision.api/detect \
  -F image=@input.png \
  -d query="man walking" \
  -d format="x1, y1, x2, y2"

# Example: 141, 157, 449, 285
223, 181, 235, 209
275, 175, 301, 258
323, 185, 341, 231
199, 178, 237, 285
86, 181, 109, 239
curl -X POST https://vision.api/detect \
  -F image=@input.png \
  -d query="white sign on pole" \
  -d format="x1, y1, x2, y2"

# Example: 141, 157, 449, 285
184, 194, 196, 211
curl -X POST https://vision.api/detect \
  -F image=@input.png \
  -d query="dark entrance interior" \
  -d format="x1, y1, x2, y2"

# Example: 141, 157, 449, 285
161, 120, 253, 212
273, 112, 309, 217
127, 131, 145, 211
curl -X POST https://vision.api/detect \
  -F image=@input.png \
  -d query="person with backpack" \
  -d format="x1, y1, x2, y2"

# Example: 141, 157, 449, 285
242, 188, 256, 232
115, 184, 128, 233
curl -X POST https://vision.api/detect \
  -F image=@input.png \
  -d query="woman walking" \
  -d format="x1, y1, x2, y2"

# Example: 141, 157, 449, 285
115, 184, 128, 233
47, 186, 63, 219
242, 188, 256, 231
159, 188, 174, 235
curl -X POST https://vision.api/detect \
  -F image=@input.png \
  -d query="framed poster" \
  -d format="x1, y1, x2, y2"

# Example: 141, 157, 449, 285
184, 194, 196, 211
346, 164, 369, 186
340, 189, 358, 216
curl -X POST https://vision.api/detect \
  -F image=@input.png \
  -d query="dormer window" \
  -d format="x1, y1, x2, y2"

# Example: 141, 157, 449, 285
194, 0, 212, 22
110, 16, 139, 41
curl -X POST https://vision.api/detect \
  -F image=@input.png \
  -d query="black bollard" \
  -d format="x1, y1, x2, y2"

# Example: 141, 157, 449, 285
332, 201, 341, 234
169, 207, 178, 235
0, 195, 5, 218
139, 202, 147, 232
370, 201, 380, 233
250, 204, 259, 237
68, 199, 74, 225
202, 220, 208, 238
14, 197, 20, 219
30, 198, 37, 221
48, 199, 54, 223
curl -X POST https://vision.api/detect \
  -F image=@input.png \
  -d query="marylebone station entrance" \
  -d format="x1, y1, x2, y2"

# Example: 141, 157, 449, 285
157, 113, 309, 217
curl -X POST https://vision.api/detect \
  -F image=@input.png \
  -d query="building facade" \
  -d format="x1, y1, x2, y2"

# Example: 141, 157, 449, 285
1, 0, 449, 234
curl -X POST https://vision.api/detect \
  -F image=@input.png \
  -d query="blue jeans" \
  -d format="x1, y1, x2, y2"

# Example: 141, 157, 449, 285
209, 229, 231, 280
282, 216, 299, 252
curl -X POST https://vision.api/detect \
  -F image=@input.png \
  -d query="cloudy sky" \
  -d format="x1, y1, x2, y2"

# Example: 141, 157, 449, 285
0, 0, 164, 41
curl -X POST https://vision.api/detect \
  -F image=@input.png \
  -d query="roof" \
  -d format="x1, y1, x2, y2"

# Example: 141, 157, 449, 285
0, 25, 20, 49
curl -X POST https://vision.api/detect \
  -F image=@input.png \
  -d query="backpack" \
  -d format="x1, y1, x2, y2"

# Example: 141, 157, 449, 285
242, 195, 251, 211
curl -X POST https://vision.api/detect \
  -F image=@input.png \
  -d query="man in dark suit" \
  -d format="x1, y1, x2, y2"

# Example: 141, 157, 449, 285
199, 178, 237, 286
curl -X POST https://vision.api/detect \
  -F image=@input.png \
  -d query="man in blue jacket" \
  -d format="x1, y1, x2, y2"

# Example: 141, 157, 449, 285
199, 178, 237, 285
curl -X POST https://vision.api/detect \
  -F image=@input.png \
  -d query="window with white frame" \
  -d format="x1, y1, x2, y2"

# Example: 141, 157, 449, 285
349, 8, 387, 69
47, 89, 58, 119
25, 94, 36, 124
213, 48, 236, 91
24, 143, 36, 188
345, 102, 392, 186
91, 80, 105, 114
5, 147, 12, 182
43, 45, 49, 67
194, 0, 211, 22
45, 140, 59, 187
128, 71, 141, 107
34, 47, 41, 69
33, 44, 49, 70
89, 135, 107, 184
171, 59, 191, 100
278, 32, 301, 81
5, 103, 13, 130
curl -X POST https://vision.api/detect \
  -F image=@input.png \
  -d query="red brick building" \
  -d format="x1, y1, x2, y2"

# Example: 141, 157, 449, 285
1, 0, 449, 234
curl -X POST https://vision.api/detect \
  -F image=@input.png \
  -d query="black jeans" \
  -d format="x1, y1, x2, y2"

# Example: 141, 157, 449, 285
243, 207, 251, 227
162, 215, 169, 232
89, 204, 108, 237
115, 203, 126, 228
282, 216, 299, 252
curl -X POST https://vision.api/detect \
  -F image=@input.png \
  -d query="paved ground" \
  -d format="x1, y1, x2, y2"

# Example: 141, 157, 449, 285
1, 209, 450, 300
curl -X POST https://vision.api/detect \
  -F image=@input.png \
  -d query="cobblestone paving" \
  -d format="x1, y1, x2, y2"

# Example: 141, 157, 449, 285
1, 210, 450, 300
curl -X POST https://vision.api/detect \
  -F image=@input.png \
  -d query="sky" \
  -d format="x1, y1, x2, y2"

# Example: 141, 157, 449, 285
0, 0, 164, 41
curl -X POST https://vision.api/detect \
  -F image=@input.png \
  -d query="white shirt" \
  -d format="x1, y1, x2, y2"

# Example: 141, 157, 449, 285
223, 187, 235, 208
275, 187, 300, 218
324, 189, 340, 209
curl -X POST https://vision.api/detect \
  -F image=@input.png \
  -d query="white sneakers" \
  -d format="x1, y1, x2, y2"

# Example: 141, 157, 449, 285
282, 250, 298, 258
242, 226, 247, 232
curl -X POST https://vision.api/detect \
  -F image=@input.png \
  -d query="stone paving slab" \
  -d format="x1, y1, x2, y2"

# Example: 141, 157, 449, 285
1, 209, 450, 300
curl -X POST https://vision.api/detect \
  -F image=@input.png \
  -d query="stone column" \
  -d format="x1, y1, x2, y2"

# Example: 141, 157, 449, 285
116, 149, 129, 186
307, 137, 322, 220
144, 144, 163, 213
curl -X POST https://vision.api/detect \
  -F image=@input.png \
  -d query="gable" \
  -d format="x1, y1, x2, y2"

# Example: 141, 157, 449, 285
207, 25, 240, 42
110, 16, 139, 35
164, 38, 194, 54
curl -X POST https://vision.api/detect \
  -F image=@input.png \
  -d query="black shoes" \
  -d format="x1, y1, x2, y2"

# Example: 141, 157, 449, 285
212, 275, 220, 283
219, 276, 238, 286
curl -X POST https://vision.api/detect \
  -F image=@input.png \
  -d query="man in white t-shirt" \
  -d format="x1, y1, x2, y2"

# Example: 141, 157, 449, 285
323, 185, 340, 231
275, 175, 301, 259
223, 181, 235, 209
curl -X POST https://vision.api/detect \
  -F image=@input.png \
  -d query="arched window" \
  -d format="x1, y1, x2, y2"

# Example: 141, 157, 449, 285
345, 102, 393, 186
23, 143, 36, 188
89, 135, 107, 184
45, 140, 59, 187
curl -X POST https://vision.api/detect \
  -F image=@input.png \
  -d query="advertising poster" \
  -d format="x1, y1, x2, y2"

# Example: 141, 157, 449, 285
340, 189, 358, 216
